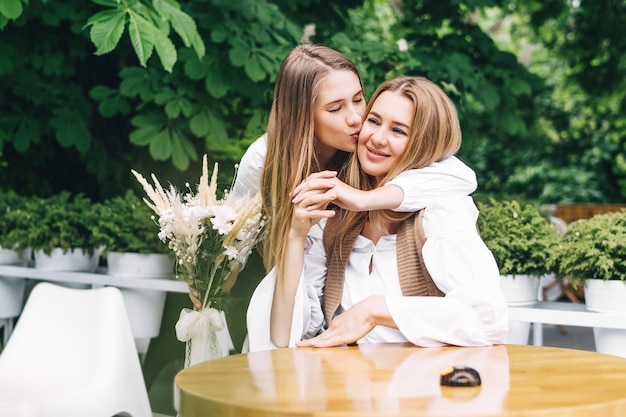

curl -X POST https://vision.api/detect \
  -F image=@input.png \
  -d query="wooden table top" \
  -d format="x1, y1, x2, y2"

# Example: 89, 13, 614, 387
175, 343, 626, 417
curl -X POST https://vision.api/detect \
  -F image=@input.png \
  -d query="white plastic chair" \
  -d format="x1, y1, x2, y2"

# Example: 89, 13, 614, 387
0, 282, 152, 417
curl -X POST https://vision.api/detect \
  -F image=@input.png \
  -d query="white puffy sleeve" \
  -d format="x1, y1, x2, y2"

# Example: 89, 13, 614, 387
388, 156, 478, 212
246, 221, 327, 352
231, 134, 267, 199
387, 196, 509, 346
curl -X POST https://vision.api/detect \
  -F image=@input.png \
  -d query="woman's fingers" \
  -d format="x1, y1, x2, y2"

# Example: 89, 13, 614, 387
293, 182, 336, 208
295, 189, 334, 211
291, 171, 338, 199
188, 290, 202, 309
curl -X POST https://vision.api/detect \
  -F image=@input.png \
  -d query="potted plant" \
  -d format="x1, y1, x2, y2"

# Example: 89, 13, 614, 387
0, 189, 32, 264
477, 199, 562, 343
93, 190, 175, 356
552, 209, 626, 356
93, 190, 173, 275
8, 192, 105, 274
0, 190, 33, 331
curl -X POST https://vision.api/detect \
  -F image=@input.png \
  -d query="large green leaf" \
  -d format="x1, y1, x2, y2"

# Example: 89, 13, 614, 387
244, 54, 266, 82
256, 52, 275, 76
99, 95, 131, 118
154, 0, 205, 60
119, 67, 157, 101
154, 31, 177, 72
154, 0, 193, 46
14, 118, 39, 152
170, 133, 197, 170
190, 33, 206, 60
89, 11, 126, 55
50, 111, 91, 153
189, 111, 210, 136
150, 128, 173, 160
207, 110, 227, 146
211, 25, 229, 43
128, 12, 156, 67
228, 39, 249, 67
153, 87, 194, 119
0, 0, 23, 20
183, 49, 210, 80
129, 114, 164, 146
204, 65, 229, 98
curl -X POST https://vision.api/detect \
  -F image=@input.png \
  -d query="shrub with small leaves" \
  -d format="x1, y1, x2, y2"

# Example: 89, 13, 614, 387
92, 190, 170, 256
477, 199, 561, 276
553, 210, 626, 286
0, 189, 32, 255
6, 192, 103, 255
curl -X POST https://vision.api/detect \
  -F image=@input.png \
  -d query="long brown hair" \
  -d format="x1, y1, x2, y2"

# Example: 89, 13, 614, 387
335, 76, 462, 249
260, 44, 362, 273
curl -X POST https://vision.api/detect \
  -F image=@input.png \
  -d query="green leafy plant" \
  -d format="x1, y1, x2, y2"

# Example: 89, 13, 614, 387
92, 190, 169, 255
0, 189, 32, 255
6, 192, 104, 255
477, 199, 561, 276
552, 210, 626, 287
84, 0, 205, 73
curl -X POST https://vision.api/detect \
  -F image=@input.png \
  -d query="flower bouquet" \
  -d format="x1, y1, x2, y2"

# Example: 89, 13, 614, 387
132, 155, 265, 366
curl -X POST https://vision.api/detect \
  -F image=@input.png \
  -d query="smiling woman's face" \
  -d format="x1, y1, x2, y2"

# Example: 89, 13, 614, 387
357, 90, 413, 181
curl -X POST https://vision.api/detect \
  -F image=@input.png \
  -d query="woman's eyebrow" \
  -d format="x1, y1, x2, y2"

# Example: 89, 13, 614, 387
368, 111, 410, 129
323, 89, 363, 106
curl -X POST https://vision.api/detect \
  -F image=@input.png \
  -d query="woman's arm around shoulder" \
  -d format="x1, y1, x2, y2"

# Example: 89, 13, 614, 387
298, 157, 478, 213
387, 156, 478, 211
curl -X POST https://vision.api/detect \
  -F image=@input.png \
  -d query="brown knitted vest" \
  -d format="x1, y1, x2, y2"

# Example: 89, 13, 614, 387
322, 210, 444, 324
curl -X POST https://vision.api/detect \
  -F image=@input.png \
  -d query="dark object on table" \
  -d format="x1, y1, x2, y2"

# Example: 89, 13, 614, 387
440, 365, 481, 386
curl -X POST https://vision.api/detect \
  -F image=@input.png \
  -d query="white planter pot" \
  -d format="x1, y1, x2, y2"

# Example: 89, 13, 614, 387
0, 246, 31, 265
107, 252, 175, 355
500, 275, 541, 344
500, 275, 541, 306
107, 252, 174, 278
585, 279, 626, 358
585, 279, 626, 314
0, 276, 26, 319
0, 246, 32, 343
0, 246, 32, 316
34, 248, 102, 289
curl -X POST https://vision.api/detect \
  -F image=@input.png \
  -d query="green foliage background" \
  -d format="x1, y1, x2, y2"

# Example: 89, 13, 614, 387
2, 2, 624, 412
1, 0, 624, 205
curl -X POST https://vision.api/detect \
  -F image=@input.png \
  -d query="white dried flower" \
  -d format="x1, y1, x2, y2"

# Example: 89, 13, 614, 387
133, 156, 266, 310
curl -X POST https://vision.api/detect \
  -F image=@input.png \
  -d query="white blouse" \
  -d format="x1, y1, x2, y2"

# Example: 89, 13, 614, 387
247, 196, 509, 352
231, 134, 478, 209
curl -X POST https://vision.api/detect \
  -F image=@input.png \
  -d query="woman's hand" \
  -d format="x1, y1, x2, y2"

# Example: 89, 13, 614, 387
290, 171, 337, 237
296, 296, 392, 348
187, 280, 202, 310
291, 170, 367, 212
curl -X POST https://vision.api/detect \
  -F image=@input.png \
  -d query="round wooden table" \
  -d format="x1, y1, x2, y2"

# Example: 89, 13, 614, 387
175, 343, 626, 416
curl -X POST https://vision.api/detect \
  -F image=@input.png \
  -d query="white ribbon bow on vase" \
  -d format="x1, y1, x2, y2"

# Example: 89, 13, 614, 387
175, 307, 234, 367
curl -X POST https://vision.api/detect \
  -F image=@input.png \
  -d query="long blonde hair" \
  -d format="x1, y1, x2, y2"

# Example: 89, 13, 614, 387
336, 76, 462, 246
260, 44, 362, 273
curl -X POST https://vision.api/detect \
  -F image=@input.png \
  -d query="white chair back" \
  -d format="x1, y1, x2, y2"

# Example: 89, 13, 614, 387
0, 282, 152, 417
